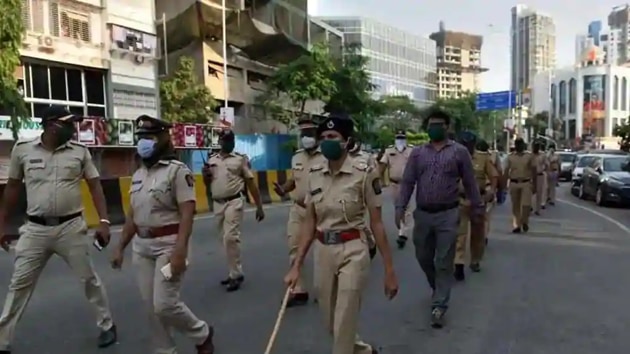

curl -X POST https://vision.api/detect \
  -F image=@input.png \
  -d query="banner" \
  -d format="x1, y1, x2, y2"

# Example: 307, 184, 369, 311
583, 75, 606, 137
184, 125, 197, 147
0, 117, 42, 141
77, 119, 96, 144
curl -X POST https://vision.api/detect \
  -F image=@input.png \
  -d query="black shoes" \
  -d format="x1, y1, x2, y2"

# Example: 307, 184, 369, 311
97, 324, 117, 348
522, 223, 529, 232
454, 264, 465, 281
469, 263, 481, 272
396, 235, 408, 249
220, 275, 244, 292
286, 292, 309, 308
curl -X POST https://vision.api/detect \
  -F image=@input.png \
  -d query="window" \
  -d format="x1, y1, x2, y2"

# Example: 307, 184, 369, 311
67, 69, 82, 102
33, 103, 52, 118
49, 66, 67, 100
84, 70, 105, 105
30, 64, 49, 99
50, 3, 90, 42
110, 25, 157, 57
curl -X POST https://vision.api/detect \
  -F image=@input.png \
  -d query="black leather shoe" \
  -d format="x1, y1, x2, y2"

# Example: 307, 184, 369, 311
196, 326, 215, 354
97, 324, 117, 348
0, 350, 11, 354
396, 235, 407, 249
454, 264, 465, 281
220, 275, 244, 285
369, 246, 377, 260
470, 263, 481, 272
286, 292, 309, 307
225, 278, 242, 292
522, 223, 529, 232
512, 227, 521, 233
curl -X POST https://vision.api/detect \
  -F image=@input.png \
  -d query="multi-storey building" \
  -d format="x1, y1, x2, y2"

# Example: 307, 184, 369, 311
155, 0, 343, 134
511, 4, 556, 92
318, 16, 437, 106
607, 4, 630, 66
429, 21, 486, 98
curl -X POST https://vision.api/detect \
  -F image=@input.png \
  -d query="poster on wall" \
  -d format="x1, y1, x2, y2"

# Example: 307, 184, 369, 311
118, 120, 134, 145
583, 75, 606, 137
0, 156, 8, 183
210, 127, 222, 148
184, 125, 197, 147
77, 119, 96, 144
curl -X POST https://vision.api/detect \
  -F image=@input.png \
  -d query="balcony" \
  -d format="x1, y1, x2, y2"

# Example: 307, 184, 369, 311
156, 0, 317, 66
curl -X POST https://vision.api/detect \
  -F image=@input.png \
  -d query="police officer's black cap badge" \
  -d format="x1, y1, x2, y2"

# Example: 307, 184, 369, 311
317, 113, 354, 139
41, 105, 83, 124
395, 130, 406, 138
135, 115, 172, 135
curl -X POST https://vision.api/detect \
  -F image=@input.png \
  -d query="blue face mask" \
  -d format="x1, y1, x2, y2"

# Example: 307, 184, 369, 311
136, 138, 156, 158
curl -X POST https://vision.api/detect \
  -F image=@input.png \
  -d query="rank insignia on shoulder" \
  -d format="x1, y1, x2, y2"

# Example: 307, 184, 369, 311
310, 188, 322, 196
185, 174, 195, 187
353, 162, 368, 171
372, 178, 382, 195
309, 164, 324, 172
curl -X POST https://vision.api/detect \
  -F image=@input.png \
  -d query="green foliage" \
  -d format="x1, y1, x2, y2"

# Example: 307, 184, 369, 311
259, 42, 337, 128
0, 0, 29, 140
613, 120, 630, 151
525, 111, 549, 137
379, 95, 422, 131
160, 56, 218, 123
373, 128, 428, 149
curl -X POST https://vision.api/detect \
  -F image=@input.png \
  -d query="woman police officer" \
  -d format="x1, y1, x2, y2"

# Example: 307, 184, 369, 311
284, 114, 398, 354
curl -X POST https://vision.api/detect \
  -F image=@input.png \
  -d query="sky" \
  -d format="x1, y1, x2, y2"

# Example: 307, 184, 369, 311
308, 0, 625, 93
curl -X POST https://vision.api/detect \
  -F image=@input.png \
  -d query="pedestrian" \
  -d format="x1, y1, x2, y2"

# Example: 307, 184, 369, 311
110, 115, 214, 354
0, 105, 117, 353
202, 129, 265, 292
379, 130, 413, 249
506, 138, 536, 233
396, 109, 484, 328
546, 146, 559, 206
531, 142, 546, 215
453, 132, 498, 281
284, 114, 398, 354
348, 137, 378, 259
273, 117, 323, 307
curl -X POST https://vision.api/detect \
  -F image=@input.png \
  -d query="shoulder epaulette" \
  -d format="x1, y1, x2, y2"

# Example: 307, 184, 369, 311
309, 164, 324, 172
294, 148, 305, 154
352, 160, 369, 171
15, 138, 36, 146
68, 141, 86, 148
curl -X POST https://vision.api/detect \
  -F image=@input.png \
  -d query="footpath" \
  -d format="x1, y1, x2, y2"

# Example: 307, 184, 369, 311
0, 194, 630, 353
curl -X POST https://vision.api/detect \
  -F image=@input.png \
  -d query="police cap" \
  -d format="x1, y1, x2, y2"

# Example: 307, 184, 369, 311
395, 130, 407, 139
458, 130, 477, 144
218, 129, 235, 141
297, 116, 317, 129
135, 115, 172, 135
317, 113, 354, 139
41, 105, 83, 124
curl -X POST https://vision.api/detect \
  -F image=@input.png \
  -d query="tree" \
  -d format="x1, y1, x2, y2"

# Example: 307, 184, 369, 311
160, 56, 218, 123
0, 0, 29, 140
258, 42, 337, 129
379, 95, 422, 131
613, 120, 630, 151
525, 111, 549, 138
423, 92, 494, 138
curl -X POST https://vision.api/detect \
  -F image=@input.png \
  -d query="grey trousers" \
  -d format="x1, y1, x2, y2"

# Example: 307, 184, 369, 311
412, 206, 459, 310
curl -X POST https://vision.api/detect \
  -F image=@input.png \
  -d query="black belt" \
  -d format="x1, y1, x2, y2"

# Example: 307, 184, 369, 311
417, 201, 459, 214
213, 193, 242, 204
537, 173, 544, 176
389, 179, 400, 184
27, 212, 82, 226
510, 178, 531, 183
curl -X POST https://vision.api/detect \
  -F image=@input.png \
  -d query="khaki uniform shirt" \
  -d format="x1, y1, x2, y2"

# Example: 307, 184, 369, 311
306, 157, 382, 231
350, 150, 376, 168
208, 152, 254, 199
129, 159, 195, 253
507, 152, 535, 180
459, 150, 499, 205
290, 149, 323, 203
8, 137, 99, 216
547, 154, 560, 171
379, 146, 411, 182
533, 153, 547, 174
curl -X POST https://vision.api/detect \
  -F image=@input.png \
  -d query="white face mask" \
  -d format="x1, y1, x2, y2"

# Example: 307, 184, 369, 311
301, 136, 317, 149
395, 139, 406, 151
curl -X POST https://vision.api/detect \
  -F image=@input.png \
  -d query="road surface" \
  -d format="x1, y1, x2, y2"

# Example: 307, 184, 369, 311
1, 186, 630, 354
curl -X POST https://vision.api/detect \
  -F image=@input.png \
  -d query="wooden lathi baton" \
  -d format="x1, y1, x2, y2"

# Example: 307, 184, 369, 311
263, 287, 292, 354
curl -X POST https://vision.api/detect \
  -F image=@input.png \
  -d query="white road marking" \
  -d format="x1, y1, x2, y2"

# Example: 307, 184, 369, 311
556, 198, 630, 235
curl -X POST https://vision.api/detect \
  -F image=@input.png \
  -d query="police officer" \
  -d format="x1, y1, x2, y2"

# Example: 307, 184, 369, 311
531, 142, 547, 215
379, 130, 413, 248
0, 106, 117, 352
202, 129, 265, 292
506, 138, 536, 233
348, 136, 378, 259
478, 139, 503, 243
546, 146, 560, 206
111, 115, 214, 354
273, 117, 322, 307
454, 132, 498, 280
284, 114, 398, 354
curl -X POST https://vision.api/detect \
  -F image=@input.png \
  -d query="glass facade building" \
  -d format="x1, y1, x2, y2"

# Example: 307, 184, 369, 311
319, 17, 437, 106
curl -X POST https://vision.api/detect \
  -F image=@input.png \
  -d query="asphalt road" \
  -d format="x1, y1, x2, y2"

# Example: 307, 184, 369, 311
1, 186, 630, 354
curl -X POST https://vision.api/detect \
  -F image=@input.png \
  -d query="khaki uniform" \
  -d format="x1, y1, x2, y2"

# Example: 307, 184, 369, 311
130, 159, 210, 353
507, 152, 535, 228
486, 151, 501, 236
455, 151, 498, 265
349, 150, 377, 250
287, 149, 323, 291
532, 153, 547, 212
0, 138, 113, 350
546, 154, 560, 203
379, 146, 413, 236
307, 157, 380, 354
208, 152, 254, 278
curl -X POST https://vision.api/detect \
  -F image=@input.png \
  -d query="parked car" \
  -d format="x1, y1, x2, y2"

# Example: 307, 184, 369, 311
577, 149, 629, 156
571, 154, 606, 196
557, 152, 577, 181
578, 155, 630, 206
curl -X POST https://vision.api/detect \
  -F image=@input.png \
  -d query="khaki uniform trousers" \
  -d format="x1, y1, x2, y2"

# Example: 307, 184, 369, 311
0, 218, 113, 350
214, 197, 245, 278
133, 236, 209, 354
532, 173, 545, 212
510, 181, 532, 227
390, 183, 414, 236
454, 204, 487, 265
485, 200, 494, 237
286, 203, 307, 291
314, 237, 373, 354
547, 171, 558, 203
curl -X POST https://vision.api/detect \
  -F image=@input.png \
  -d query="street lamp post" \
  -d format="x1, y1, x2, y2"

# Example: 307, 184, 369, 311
221, 0, 229, 109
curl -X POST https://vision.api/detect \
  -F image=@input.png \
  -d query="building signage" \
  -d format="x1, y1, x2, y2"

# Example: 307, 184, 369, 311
0, 117, 42, 141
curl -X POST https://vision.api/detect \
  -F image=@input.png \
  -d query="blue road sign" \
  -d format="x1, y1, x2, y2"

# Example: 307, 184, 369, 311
475, 90, 517, 111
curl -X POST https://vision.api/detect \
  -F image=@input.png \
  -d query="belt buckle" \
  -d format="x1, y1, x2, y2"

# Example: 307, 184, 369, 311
323, 231, 340, 245
137, 228, 152, 238
44, 217, 60, 226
